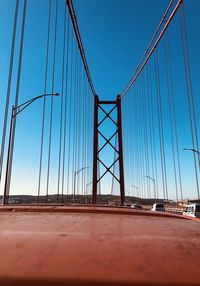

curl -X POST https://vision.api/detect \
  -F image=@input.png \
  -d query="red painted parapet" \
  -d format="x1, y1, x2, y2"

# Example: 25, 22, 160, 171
0, 206, 199, 285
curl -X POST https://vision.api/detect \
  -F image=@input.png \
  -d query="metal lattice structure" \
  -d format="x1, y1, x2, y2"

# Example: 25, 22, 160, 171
92, 95, 125, 205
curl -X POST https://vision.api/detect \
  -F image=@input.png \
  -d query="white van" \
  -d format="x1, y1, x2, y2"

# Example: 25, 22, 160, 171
151, 203, 165, 212
183, 203, 200, 218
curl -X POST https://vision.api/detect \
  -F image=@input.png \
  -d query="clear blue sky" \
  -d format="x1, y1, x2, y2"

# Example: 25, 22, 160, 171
73, 0, 200, 100
0, 0, 199, 200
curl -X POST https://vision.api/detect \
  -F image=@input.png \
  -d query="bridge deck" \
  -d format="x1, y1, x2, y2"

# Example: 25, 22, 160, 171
0, 206, 199, 286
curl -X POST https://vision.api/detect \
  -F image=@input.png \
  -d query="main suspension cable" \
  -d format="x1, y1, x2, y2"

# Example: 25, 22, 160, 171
120, 0, 182, 98
66, 0, 96, 96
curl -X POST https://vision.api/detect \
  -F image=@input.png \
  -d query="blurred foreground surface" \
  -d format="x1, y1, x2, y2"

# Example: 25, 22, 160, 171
0, 206, 199, 286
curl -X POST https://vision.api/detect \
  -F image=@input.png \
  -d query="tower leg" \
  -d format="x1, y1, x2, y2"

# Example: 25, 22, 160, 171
117, 95, 125, 205
92, 95, 99, 204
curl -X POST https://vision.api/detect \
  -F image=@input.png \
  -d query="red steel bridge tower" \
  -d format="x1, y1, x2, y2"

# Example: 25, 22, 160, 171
92, 95, 125, 205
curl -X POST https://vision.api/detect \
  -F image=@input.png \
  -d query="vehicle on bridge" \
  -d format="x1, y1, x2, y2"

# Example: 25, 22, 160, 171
183, 203, 200, 218
151, 203, 165, 212
131, 204, 142, 209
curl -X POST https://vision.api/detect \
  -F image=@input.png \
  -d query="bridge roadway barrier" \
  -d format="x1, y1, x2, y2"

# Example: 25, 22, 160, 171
0, 205, 199, 286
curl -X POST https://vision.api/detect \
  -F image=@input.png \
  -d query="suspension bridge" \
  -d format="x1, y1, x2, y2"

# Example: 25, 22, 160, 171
0, 0, 199, 206
0, 0, 200, 285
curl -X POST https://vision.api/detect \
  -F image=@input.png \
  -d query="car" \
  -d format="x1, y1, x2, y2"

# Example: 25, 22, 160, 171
131, 204, 142, 209
151, 203, 165, 212
183, 203, 200, 218
123, 202, 132, 207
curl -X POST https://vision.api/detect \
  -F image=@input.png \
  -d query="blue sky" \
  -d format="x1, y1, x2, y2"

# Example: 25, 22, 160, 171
73, 0, 200, 99
0, 0, 199, 200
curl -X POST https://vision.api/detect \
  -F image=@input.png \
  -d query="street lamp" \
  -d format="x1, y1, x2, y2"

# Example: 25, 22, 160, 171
184, 147, 200, 199
131, 184, 139, 204
85, 181, 93, 204
73, 167, 90, 204
184, 148, 200, 155
184, 148, 200, 170
2, 92, 59, 205
144, 175, 156, 202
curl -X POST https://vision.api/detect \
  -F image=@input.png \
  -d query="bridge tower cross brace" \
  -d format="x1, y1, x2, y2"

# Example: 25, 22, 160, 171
92, 95, 125, 205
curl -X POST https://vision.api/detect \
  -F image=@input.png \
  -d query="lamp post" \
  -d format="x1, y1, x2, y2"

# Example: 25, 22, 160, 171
2, 92, 59, 205
73, 167, 90, 204
184, 147, 200, 199
86, 181, 93, 204
131, 184, 139, 204
126, 189, 130, 197
184, 148, 200, 155
144, 175, 156, 203
184, 148, 200, 170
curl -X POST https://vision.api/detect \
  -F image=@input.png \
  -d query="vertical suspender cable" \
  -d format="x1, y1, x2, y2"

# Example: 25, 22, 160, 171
128, 102, 132, 190
180, 7, 199, 198
141, 75, 148, 197
81, 70, 85, 202
72, 46, 78, 203
76, 60, 81, 198
6, 0, 27, 195
61, 15, 70, 202
148, 63, 159, 198
66, 35, 74, 199
37, 0, 52, 202
147, 63, 157, 199
135, 85, 142, 198
57, 4, 67, 202
0, 0, 19, 184
46, 0, 58, 201
167, 38, 183, 201
143, 72, 151, 198
164, 36, 179, 202
84, 74, 89, 199
154, 50, 168, 200
84, 79, 88, 201
156, 49, 169, 199
181, 5, 199, 160
139, 79, 146, 198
